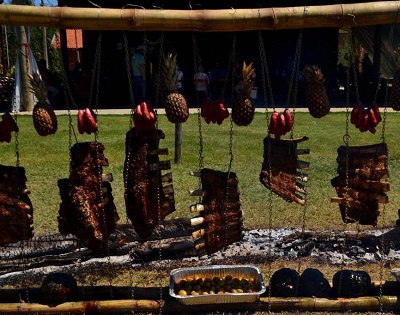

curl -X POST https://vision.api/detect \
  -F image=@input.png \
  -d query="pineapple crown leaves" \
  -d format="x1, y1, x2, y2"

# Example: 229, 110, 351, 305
304, 65, 325, 84
28, 71, 48, 101
161, 53, 179, 92
241, 61, 255, 95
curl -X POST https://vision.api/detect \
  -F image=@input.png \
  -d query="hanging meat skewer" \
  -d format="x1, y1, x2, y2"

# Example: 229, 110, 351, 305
0, 165, 33, 245
124, 127, 176, 240
259, 136, 309, 205
58, 142, 119, 252
189, 168, 244, 256
331, 143, 389, 226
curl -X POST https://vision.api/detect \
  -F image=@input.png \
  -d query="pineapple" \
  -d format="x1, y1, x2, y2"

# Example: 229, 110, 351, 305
161, 54, 189, 123
389, 68, 400, 111
232, 61, 255, 126
29, 72, 58, 136
304, 65, 330, 118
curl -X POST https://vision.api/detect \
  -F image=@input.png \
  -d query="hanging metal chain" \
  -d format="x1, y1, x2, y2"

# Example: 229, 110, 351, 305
192, 33, 204, 175
124, 32, 135, 129
226, 34, 237, 174
337, 30, 354, 298
256, 10, 273, 312
154, 33, 165, 126
258, 29, 274, 135
54, 32, 79, 150
221, 34, 236, 100
89, 32, 102, 110
286, 29, 303, 109
290, 29, 303, 139
376, 24, 394, 314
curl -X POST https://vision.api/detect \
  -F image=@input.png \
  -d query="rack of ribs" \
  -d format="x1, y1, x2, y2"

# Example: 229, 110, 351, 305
260, 136, 309, 205
0, 164, 33, 245
57, 142, 119, 252
331, 143, 389, 226
124, 128, 175, 240
189, 168, 243, 256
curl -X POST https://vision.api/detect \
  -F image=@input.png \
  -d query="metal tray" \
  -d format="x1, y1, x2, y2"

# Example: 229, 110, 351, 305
391, 268, 400, 283
169, 265, 266, 305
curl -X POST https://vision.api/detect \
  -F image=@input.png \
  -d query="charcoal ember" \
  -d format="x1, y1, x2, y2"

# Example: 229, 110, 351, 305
40, 272, 78, 304
332, 270, 371, 297
0, 165, 33, 245
270, 268, 299, 297
199, 168, 243, 255
260, 136, 308, 205
124, 128, 175, 240
331, 143, 388, 226
299, 268, 331, 297
57, 142, 119, 252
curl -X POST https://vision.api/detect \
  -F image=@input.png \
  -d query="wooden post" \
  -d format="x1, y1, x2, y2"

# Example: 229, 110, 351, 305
174, 123, 182, 164
17, 26, 34, 111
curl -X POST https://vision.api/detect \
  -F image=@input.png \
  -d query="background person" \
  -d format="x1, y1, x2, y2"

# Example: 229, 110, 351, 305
131, 45, 147, 103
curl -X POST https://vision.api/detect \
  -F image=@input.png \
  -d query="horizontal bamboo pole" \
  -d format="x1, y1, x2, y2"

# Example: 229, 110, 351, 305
0, 2, 400, 32
0, 296, 399, 314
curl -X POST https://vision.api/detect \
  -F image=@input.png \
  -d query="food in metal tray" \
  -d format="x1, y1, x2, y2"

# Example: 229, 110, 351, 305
174, 274, 261, 296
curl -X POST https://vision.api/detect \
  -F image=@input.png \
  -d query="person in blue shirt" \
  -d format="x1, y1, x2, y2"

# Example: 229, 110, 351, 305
131, 45, 146, 103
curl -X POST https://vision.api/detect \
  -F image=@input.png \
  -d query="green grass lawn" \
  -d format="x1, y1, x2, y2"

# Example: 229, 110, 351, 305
1, 111, 399, 235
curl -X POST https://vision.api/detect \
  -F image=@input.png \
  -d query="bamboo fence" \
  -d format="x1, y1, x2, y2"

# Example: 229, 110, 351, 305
0, 1, 399, 31
0, 296, 399, 314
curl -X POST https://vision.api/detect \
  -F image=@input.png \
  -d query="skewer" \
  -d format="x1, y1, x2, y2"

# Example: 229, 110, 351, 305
189, 189, 207, 197
194, 230, 244, 251
147, 148, 169, 156
149, 160, 171, 171
296, 172, 308, 182
190, 203, 205, 212
296, 148, 310, 155
189, 170, 238, 186
140, 131, 165, 140
190, 211, 243, 228
101, 173, 113, 182
190, 201, 242, 212
191, 216, 205, 226
297, 160, 310, 170
189, 170, 201, 177
331, 194, 389, 204
161, 172, 173, 183
295, 183, 307, 194
331, 177, 390, 193
294, 193, 305, 205
162, 184, 174, 195
192, 228, 205, 240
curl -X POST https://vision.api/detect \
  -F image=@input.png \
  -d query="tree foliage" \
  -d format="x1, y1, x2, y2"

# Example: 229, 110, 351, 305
5, 0, 63, 77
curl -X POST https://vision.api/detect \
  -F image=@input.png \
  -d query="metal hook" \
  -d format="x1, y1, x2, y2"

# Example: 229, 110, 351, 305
342, 134, 351, 146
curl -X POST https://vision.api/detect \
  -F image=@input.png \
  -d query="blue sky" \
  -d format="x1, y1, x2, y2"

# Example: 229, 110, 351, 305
5, 0, 57, 6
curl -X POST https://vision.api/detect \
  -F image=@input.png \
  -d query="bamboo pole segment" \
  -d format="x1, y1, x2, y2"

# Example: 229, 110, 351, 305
1, 2, 400, 32
0, 296, 399, 314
